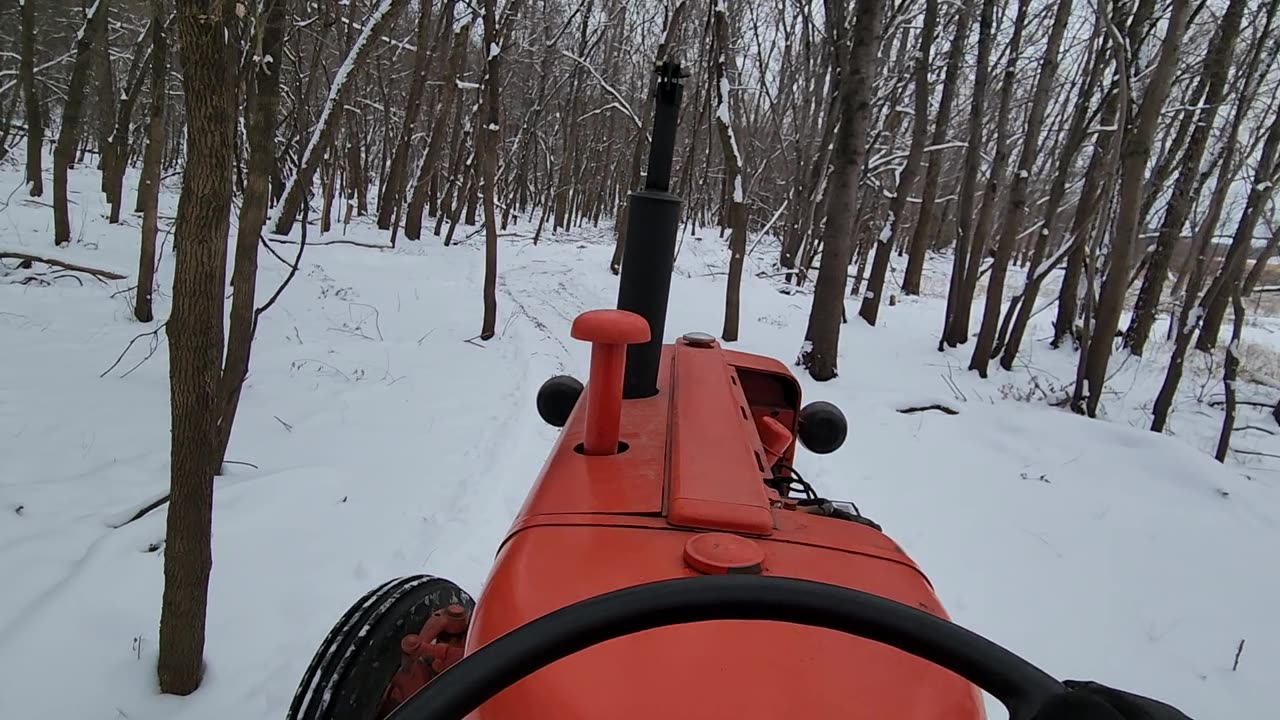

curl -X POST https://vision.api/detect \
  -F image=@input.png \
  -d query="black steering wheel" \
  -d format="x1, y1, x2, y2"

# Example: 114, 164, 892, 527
385, 575, 1064, 720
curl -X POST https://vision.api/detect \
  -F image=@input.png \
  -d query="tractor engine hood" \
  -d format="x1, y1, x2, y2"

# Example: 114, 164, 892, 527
463, 337, 986, 720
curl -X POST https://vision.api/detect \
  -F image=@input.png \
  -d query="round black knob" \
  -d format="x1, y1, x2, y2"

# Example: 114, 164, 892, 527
537, 375, 584, 427
797, 401, 847, 454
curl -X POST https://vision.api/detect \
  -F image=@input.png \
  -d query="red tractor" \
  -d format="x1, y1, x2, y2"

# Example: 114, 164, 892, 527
286, 61, 1068, 720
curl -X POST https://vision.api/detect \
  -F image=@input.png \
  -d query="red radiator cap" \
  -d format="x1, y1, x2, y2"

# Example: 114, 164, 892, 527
682, 532, 764, 575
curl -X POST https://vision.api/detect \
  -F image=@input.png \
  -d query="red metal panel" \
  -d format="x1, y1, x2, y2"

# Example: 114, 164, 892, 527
466, 523, 984, 720
722, 348, 798, 380
502, 512, 927, 580
666, 341, 774, 535
515, 351, 675, 518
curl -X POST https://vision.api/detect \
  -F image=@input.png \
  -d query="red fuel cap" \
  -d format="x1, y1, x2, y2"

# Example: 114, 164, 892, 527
683, 532, 764, 575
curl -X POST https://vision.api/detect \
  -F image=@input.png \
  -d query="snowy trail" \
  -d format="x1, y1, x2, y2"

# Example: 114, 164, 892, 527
2, 165, 1279, 719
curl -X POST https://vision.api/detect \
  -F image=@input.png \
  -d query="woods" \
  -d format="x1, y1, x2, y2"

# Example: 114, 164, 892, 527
4, 0, 1280, 698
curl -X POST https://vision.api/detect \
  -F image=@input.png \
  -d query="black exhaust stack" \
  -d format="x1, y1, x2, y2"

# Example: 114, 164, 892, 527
617, 60, 688, 399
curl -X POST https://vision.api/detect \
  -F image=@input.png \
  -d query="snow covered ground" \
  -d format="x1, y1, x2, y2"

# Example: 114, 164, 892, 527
2, 158, 1278, 720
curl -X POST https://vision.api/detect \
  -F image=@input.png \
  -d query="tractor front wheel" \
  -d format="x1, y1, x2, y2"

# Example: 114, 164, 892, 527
287, 575, 475, 720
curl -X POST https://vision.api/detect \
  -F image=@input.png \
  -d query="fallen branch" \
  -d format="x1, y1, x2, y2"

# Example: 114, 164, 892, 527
1236, 424, 1276, 435
265, 236, 390, 249
113, 493, 170, 528
0, 252, 127, 280
898, 404, 960, 415
223, 460, 260, 469
1229, 447, 1280, 460
1233, 639, 1245, 671
1205, 397, 1280, 425
1207, 399, 1277, 409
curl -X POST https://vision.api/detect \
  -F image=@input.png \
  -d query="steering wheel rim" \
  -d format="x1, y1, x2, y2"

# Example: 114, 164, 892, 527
385, 574, 1063, 720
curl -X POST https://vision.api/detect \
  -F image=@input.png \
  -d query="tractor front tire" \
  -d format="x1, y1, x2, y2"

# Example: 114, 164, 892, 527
287, 575, 476, 720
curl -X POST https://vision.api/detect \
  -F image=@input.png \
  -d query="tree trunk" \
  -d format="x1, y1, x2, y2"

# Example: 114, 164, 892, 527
215, 0, 284, 468
998, 11, 1107, 369
902, 0, 965, 296
94, 3, 117, 187
135, 1, 168, 324
799, 0, 884, 380
20, 0, 43, 197
1214, 290, 1245, 462
1082, 0, 1190, 417
940, 0, 995, 348
1052, 85, 1119, 349
1151, 132, 1241, 432
1243, 222, 1280, 295
1125, 0, 1249, 356
376, 0, 442, 230
436, 121, 472, 238
158, 0, 235, 696
1196, 108, 1280, 350
969, 0, 1069, 376
53, 1, 108, 246
270, 0, 408, 238
344, 107, 368, 216
478, 0, 528, 339
714, 0, 748, 342
949, 0, 1027, 350
108, 29, 156, 224
859, 0, 936, 325
404, 19, 471, 241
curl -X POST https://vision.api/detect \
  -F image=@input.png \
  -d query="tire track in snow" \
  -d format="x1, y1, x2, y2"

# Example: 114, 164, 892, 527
408, 243, 614, 590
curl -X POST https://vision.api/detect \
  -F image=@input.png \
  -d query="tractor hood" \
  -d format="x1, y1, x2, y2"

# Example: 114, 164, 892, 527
464, 516, 986, 720
465, 338, 985, 719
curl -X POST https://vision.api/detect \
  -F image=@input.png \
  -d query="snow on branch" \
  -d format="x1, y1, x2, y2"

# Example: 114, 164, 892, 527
867, 141, 968, 172
336, 14, 416, 53
77, 1, 103, 41
269, 0, 404, 235
578, 102, 637, 124
715, 73, 745, 204
0, 50, 77, 96
560, 51, 641, 129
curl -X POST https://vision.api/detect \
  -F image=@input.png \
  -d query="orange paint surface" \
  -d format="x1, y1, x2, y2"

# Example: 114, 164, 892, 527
459, 329, 984, 720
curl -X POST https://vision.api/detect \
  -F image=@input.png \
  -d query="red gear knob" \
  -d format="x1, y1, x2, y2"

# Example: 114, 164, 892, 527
570, 309, 650, 456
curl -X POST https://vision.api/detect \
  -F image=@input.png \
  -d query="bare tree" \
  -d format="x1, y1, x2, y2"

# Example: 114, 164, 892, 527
1080, 0, 1190, 418
799, 0, 884, 380
158, 0, 235, 695
1215, 290, 1246, 462
134, 3, 168, 324
375, 0, 441, 230
477, 0, 529, 340
714, 0, 748, 341
997, 11, 1108, 370
940, 0, 996, 349
901, 0, 964, 297
1126, 0, 1248, 356
969, 0, 1072, 376
1195, 107, 1280, 350
404, 12, 472, 241
52, 0, 107, 246
19, 0, 42, 196
215, 0, 285, 466
106, 21, 155, 224
858, 0, 936, 326
269, 0, 409, 238
1150, 74, 1258, 432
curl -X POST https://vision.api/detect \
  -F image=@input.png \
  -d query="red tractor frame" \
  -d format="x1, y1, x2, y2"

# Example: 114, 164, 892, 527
285, 60, 1067, 720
